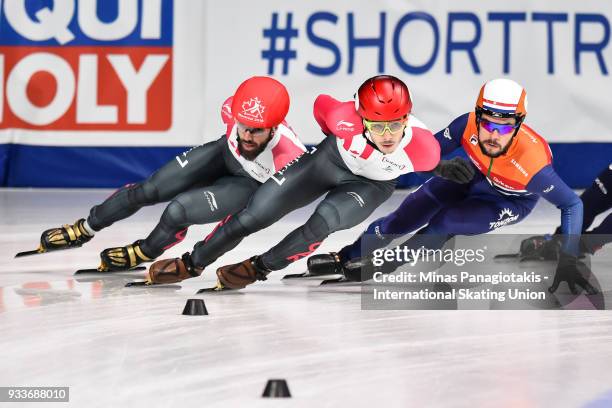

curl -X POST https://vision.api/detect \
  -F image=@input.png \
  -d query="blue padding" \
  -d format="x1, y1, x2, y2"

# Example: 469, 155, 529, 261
549, 143, 612, 189
3, 143, 611, 189
398, 142, 612, 189
6, 145, 187, 188
0, 144, 11, 186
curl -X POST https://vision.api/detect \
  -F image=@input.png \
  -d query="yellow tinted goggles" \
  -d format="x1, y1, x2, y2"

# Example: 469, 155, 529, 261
363, 118, 406, 136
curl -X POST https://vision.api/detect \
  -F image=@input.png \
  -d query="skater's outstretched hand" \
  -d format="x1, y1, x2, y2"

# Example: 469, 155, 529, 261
549, 252, 598, 295
433, 157, 475, 184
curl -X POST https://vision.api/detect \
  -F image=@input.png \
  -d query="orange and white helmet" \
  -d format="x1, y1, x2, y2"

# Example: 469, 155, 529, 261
475, 78, 527, 125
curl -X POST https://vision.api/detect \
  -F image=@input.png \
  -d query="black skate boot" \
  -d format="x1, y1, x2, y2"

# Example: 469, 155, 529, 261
307, 252, 346, 275
519, 235, 561, 261
40, 218, 93, 252
306, 252, 378, 282
98, 240, 153, 272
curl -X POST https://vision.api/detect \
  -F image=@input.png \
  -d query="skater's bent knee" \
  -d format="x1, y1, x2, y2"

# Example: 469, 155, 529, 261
129, 183, 160, 205
303, 213, 330, 241
316, 201, 351, 232
236, 209, 274, 234
161, 200, 188, 227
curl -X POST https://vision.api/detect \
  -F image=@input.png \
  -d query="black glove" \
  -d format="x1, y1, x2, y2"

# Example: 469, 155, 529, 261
433, 157, 475, 184
548, 252, 598, 295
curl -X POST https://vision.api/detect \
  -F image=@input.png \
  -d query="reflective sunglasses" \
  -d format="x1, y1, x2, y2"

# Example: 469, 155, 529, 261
480, 118, 519, 135
363, 118, 406, 136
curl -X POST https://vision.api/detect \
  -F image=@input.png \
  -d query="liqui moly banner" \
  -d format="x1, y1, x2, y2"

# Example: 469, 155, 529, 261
0, 0, 209, 149
0, 0, 172, 131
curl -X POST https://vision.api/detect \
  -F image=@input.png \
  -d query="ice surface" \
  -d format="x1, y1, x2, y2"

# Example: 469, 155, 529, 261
1, 189, 611, 407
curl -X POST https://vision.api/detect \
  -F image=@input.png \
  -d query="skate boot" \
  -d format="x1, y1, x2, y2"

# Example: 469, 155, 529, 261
40, 218, 93, 252
145, 252, 203, 284
519, 235, 561, 261
99, 240, 154, 272
307, 252, 346, 275
216, 256, 269, 289
342, 256, 377, 282
307, 252, 378, 282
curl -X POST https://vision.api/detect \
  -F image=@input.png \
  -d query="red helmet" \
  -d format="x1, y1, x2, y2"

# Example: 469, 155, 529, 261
231, 76, 290, 128
355, 75, 412, 121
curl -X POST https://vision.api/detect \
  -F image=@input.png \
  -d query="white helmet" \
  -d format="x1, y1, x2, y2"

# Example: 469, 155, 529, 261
475, 78, 527, 125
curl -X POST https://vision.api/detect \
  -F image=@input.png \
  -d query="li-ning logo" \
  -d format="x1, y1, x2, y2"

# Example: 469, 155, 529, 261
239, 97, 266, 122
489, 208, 519, 229
336, 120, 355, 131
444, 128, 452, 140
470, 134, 478, 145
203, 191, 218, 211
543, 184, 555, 193
347, 192, 365, 207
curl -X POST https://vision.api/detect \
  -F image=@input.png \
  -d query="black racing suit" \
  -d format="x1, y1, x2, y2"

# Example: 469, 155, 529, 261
189, 136, 397, 271
87, 136, 260, 258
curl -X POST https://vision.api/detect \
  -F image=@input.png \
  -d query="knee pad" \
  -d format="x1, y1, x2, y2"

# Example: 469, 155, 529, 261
302, 213, 330, 242
160, 200, 188, 228
128, 183, 159, 206
303, 202, 342, 241
234, 209, 274, 236
316, 200, 347, 232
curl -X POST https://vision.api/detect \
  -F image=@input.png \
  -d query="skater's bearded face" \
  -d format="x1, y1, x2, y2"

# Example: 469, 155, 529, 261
477, 113, 517, 158
363, 116, 407, 154
236, 122, 274, 160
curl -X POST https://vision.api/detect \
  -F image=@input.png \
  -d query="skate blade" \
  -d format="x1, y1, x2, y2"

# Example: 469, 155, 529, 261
319, 277, 350, 285
493, 253, 552, 264
195, 286, 237, 294
124, 280, 181, 288
15, 249, 45, 258
281, 272, 345, 287
493, 253, 520, 263
282, 272, 343, 280
74, 266, 146, 275
15, 244, 81, 258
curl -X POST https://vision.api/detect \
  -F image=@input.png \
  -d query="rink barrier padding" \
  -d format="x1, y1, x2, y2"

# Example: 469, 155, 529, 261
0, 142, 610, 189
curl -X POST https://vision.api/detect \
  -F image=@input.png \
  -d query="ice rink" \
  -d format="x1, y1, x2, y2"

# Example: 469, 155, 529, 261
1, 188, 611, 408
